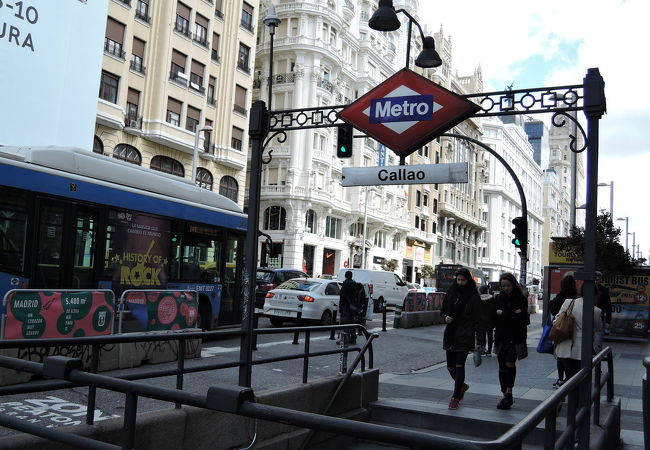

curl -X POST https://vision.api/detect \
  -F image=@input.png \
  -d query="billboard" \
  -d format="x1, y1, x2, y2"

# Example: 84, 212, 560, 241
0, 0, 109, 149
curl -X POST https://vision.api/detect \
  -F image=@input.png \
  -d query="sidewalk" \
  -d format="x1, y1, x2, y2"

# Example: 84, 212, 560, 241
376, 312, 648, 449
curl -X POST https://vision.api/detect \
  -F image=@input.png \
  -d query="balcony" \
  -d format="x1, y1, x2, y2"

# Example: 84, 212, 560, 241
124, 116, 142, 129
104, 39, 125, 59
211, 49, 220, 63
174, 22, 190, 38
215, 9, 223, 19
115, 0, 131, 6
240, 20, 254, 33
252, 78, 261, 89
233, 105, 247, 116
360, 11, 369, 22
135, 9, 150, 23
318, 78, 334, 93
237, 61, 250, 73
193, 35, 209, 48
129, 59, 146, 75
189, 82, 206, 95
169, 70, 187, 86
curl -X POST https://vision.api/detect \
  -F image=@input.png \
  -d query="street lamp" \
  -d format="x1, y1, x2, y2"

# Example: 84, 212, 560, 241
597, 181, 614, 217
192, 125, 213, 183
617, 216, 629, 252
631, 231, 636, 259
368, 0, 442, 69
361, 187, 376, 269
263, 2, 280, 112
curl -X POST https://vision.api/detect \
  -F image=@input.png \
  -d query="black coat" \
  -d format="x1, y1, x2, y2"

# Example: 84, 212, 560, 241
339, 279, 361, 324
493, 291, 528, 346
441, 288, 480, 352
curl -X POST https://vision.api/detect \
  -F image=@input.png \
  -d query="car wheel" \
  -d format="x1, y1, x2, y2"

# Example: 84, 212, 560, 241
270, 317, 284, 327
320, 310, 333, 326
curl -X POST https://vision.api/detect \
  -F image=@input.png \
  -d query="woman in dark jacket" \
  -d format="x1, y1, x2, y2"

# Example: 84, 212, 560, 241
548, 274, 577, 388
441, 268, 481, 410
493, 272, 528, 409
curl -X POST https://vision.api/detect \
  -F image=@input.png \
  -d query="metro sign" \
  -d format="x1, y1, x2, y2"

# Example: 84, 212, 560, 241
339, 68, 480, 158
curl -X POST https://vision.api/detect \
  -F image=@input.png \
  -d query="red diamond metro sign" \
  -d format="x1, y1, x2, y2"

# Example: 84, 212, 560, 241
339, 68, 481, 158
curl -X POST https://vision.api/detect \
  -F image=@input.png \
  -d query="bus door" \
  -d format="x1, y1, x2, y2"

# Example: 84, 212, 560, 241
33, 199, 100, 289
219, 235, 244, 325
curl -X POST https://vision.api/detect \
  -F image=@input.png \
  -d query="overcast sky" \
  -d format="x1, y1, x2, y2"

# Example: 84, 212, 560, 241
419, 0, 650, 260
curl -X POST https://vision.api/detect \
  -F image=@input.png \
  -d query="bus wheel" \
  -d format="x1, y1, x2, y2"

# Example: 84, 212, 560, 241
321, 310, 333, 326
198, 298, 212, 331
270, 317, 283, 327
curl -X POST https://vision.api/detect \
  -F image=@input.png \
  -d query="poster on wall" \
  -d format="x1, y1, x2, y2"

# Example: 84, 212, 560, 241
3, 290, 115, 339
111, 211, 170, 295
0, 0, 109, 149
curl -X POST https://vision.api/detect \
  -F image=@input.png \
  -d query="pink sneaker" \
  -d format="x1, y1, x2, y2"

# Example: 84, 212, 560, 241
448, 397, 460, 410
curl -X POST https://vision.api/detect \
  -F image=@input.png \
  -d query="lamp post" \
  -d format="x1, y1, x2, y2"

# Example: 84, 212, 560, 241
631, 231, 637, 259
192, 125, 213, 183
597, 181, 614, 217
361, 187, 375, 269
617, 216, 629, 252
368, 0, 442, 70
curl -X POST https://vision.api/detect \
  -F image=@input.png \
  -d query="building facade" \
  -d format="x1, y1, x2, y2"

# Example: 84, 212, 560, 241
481, 116, 544, 284
94, 0, 259, 206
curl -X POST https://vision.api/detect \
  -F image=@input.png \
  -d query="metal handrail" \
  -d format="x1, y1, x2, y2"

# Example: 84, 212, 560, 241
643, 357, 650, 448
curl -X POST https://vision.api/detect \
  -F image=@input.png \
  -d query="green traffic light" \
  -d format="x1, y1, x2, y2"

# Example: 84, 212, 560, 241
514, 238, 521, 246
341, 146, 347, 153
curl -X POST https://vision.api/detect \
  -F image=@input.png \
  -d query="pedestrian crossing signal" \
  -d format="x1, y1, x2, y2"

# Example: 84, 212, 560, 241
337, 125, 353, 158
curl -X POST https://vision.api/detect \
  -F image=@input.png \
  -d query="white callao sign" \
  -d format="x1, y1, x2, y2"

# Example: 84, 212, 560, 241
0, 0, 109, 149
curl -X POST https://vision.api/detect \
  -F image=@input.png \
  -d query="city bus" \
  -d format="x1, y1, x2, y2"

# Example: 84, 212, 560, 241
0, 146, 247, 329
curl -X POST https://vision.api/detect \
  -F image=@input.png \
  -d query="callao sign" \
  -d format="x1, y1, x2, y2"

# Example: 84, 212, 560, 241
339, 69, 480, 158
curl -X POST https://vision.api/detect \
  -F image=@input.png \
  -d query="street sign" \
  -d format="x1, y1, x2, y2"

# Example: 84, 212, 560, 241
341, 163, 468, 187
339, 69, 480, 158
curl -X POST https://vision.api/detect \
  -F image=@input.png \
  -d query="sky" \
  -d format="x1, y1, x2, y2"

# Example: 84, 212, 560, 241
418, 0, 650, 261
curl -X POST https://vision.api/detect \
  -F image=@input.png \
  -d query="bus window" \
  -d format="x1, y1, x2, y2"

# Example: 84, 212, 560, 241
0, 190, 28, 273
35, 204, 65, 287
72, 208, 97, 288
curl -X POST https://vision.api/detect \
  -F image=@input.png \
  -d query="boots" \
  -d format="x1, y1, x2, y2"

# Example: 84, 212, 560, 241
497, 393, 513, 410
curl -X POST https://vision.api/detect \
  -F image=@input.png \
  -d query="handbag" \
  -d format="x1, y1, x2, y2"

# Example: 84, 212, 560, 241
549, 298, 576, 343
473, 346, 482, 367
536, 315, 555, 354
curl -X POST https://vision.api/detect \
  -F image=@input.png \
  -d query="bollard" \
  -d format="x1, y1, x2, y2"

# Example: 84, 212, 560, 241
292, 304, 303, 345
338, 329, 349, 374
382, 299, 387, 332
393, 303, 402, 329
330, 305, 338, 340
252, 312, 259, 351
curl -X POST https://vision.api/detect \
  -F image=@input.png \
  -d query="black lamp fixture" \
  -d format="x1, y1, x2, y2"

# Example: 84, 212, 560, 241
263, 2, 281, 30
368, 0, 401, 32
368, 0, 442, 69
415, 36, 443, 68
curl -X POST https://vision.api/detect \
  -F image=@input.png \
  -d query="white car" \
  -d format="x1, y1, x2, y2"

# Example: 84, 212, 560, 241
262, 278, 341, 327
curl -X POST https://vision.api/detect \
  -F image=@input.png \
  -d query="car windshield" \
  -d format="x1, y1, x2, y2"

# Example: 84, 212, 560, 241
276, 280, 319, 292
256, 271, 274, 282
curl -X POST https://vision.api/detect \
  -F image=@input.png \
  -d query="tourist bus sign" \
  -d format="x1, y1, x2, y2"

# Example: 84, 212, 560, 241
341, 162, 468, 187
339, 68, 480, 158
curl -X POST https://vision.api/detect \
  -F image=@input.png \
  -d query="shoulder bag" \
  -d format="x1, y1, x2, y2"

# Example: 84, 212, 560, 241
548, 298, 576, 343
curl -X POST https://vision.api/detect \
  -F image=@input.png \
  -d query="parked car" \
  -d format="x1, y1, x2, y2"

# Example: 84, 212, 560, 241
255, 268, 308, 309
336, 269, 408, 312
406, 282, 423, 292
262, 278, 341, 327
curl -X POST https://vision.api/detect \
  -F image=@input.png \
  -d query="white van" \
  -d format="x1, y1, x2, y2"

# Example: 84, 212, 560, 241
337, 269, 409, 311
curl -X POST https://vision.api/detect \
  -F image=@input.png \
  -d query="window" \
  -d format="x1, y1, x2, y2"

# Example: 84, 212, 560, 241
392, 234, 400, 251
170, 49, 187, 83
93, 136, 103, 154
415, 215, 420, 228
207, 76, 216, 105
433, 198, 438, 213
189, 60, 205, 92
126, 88, 140, 125
214, 0, 223, 19
211, 33, 221, 62
99, 71, 119, 103
415, 190, 421, 207
231, 126, 243, 150
237, 43, 250, 72
186, 105, 201, 132
241, 2, 254, 32
130, 37, 146, 74
196, 167, 213, 190
420, 219, 426, 232
151, 155, 184, 177
166, 97, 182, 126
219, 176, 238, 201
135, 0, 149, 22
175, 2, 191, 36
431, 222, 437, 234
234, 85, 247, 115
374, 231, 386, 248
113, 144, 142, 165
423, 194, 429, 207
305, 209, 317, 233
325, 217, 342, 239
194, 14, 209, 46
104, 17, 125, 58
263, 206, 286, 230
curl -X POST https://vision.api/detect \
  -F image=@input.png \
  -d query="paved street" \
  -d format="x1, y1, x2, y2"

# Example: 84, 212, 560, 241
0, 311, 646, 448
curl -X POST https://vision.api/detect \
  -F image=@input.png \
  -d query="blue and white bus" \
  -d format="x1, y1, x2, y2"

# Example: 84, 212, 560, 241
0, 146, 247, 328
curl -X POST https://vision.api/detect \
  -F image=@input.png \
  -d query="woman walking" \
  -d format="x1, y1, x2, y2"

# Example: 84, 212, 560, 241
549, 274, 577, 388
441, 268, 481, 410
493, 272, 528, 410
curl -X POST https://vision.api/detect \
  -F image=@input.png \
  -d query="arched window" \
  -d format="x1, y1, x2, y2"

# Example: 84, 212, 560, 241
263, 206, 286, 230
93, 136, 103, 154
113, 144, 142, 165
196, 167, 213, 190
305, 209, 317, 234
150, 155, 184, 177
219, 176, 238, 202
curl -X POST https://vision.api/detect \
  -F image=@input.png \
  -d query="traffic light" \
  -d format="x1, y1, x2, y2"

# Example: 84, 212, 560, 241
336, 124, 353, 158
511, 216, 528, 255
